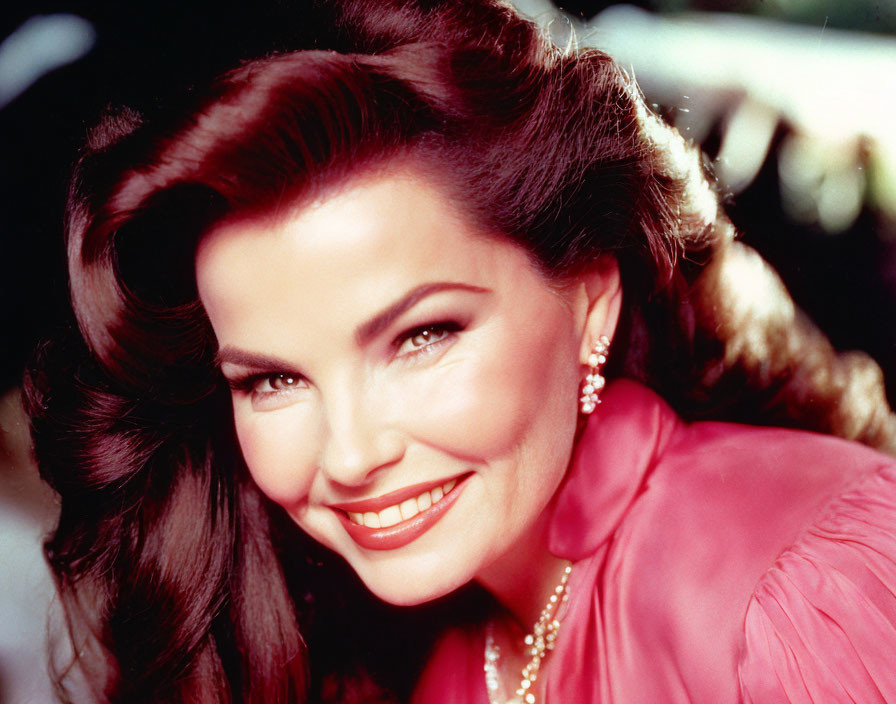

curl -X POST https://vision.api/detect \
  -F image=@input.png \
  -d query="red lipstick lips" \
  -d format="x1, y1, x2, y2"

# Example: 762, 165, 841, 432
332, 473, 469, 551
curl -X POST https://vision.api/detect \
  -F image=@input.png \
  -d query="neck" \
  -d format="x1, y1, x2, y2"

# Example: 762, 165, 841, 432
475, 513, 568, 628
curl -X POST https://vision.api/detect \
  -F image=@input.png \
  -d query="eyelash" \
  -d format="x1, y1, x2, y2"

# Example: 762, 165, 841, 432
394, 320, 463, 358
226, 372, 304, 396
224, 320, 464, 398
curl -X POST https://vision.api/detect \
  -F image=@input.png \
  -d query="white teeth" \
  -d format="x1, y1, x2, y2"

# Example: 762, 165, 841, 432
379, 505, 402, 528
399, 498, 420, 521
348, 477, 461, 529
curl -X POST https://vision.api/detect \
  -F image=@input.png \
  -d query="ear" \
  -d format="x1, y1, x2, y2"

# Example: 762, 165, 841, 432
572, 256, 622, 364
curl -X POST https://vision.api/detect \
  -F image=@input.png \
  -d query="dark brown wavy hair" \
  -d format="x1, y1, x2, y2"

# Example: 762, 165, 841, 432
24, 0, 896, 701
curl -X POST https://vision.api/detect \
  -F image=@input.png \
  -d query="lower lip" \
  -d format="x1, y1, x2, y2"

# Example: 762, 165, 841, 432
335, 476, 469, 551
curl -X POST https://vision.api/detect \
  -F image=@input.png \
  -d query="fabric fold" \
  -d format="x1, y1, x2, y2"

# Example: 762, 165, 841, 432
547, 380, 679, 561
413, 381, 896, 703
739, 464, 896, 703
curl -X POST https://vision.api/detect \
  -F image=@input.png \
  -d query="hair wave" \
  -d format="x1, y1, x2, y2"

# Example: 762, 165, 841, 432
25, 0, 896, 701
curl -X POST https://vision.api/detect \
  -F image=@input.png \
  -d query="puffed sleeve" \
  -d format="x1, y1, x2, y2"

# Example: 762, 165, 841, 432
738, 463, 896, 703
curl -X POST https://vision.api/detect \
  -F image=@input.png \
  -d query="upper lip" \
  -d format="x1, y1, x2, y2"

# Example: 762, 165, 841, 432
328, 473, 467, 514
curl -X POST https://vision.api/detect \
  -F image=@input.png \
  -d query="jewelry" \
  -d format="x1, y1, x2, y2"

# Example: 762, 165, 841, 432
580, 335, 609, 414
483, 563, 573, 704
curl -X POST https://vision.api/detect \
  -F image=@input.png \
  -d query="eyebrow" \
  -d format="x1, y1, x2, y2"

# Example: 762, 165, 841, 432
216, 347, 297, 371
215, 281, 488, 370
355, 281, 488, 345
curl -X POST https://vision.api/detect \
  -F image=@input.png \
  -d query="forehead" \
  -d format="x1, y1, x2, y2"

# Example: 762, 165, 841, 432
194, 168, 545, 343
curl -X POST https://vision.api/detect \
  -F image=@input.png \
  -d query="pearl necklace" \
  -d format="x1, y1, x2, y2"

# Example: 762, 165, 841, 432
483, 564, 573, 704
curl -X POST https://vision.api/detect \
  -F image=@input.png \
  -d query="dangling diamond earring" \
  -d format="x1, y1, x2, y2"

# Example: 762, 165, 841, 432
580, 335, 610, 414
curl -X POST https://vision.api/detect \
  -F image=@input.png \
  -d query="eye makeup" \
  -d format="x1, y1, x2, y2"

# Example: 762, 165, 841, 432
393, 320, 464, 359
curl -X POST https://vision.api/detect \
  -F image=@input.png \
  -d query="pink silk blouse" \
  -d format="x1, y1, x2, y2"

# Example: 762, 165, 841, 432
411, 380, 896, 703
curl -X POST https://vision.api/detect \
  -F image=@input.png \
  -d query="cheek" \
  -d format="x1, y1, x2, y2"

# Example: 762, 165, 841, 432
413, 363, 525, 458
394, 330, 578, 460
233, 406, 317, 508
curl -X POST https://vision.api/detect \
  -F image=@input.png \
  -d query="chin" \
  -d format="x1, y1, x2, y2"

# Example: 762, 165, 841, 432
350, 553, 478, 607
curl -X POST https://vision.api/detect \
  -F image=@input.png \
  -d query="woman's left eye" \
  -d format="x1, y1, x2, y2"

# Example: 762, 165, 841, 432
395, 323, 460, 357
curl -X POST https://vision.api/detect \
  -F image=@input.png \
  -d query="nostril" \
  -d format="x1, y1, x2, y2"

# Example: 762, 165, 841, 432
320, 424, 407, 486
319, 383, 408, 485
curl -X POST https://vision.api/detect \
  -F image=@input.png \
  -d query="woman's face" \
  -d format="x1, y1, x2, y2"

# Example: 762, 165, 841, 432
196, 167, 604, 605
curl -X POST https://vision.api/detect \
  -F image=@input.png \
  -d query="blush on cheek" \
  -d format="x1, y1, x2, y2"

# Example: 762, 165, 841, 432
410, 318, 579, 463
401, 353, 540, 459
234, 415, 316, 509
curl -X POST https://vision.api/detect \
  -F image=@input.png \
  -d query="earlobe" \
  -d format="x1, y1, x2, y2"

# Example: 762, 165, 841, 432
576, 256, 622, 364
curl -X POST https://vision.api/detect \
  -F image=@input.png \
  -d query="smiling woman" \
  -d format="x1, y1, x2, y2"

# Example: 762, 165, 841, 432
22, 0, 896, 703
196, 168, 600, 608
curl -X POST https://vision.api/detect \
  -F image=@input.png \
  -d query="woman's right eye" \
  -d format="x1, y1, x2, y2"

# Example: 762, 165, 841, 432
225, 372, 307, 404
253, 373, 305, 394
238, 372, 309, 411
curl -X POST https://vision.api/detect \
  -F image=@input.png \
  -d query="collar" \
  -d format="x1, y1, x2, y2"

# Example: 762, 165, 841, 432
547, 380, 681, 560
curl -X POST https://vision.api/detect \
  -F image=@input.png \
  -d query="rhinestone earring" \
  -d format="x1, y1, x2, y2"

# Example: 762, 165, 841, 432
580, 335, 609, 414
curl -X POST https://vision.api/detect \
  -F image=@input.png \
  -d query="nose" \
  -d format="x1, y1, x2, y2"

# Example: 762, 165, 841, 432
319, 381, 406, 487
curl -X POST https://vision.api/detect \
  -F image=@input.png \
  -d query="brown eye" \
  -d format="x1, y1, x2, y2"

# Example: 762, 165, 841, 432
270, 374, 300, 390
256, 374, 304, 393
395, 321, 462, 357
409, 327, 449, 348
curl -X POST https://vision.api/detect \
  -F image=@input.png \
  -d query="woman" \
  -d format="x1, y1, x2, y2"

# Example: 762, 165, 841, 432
25, 0, 896, 702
